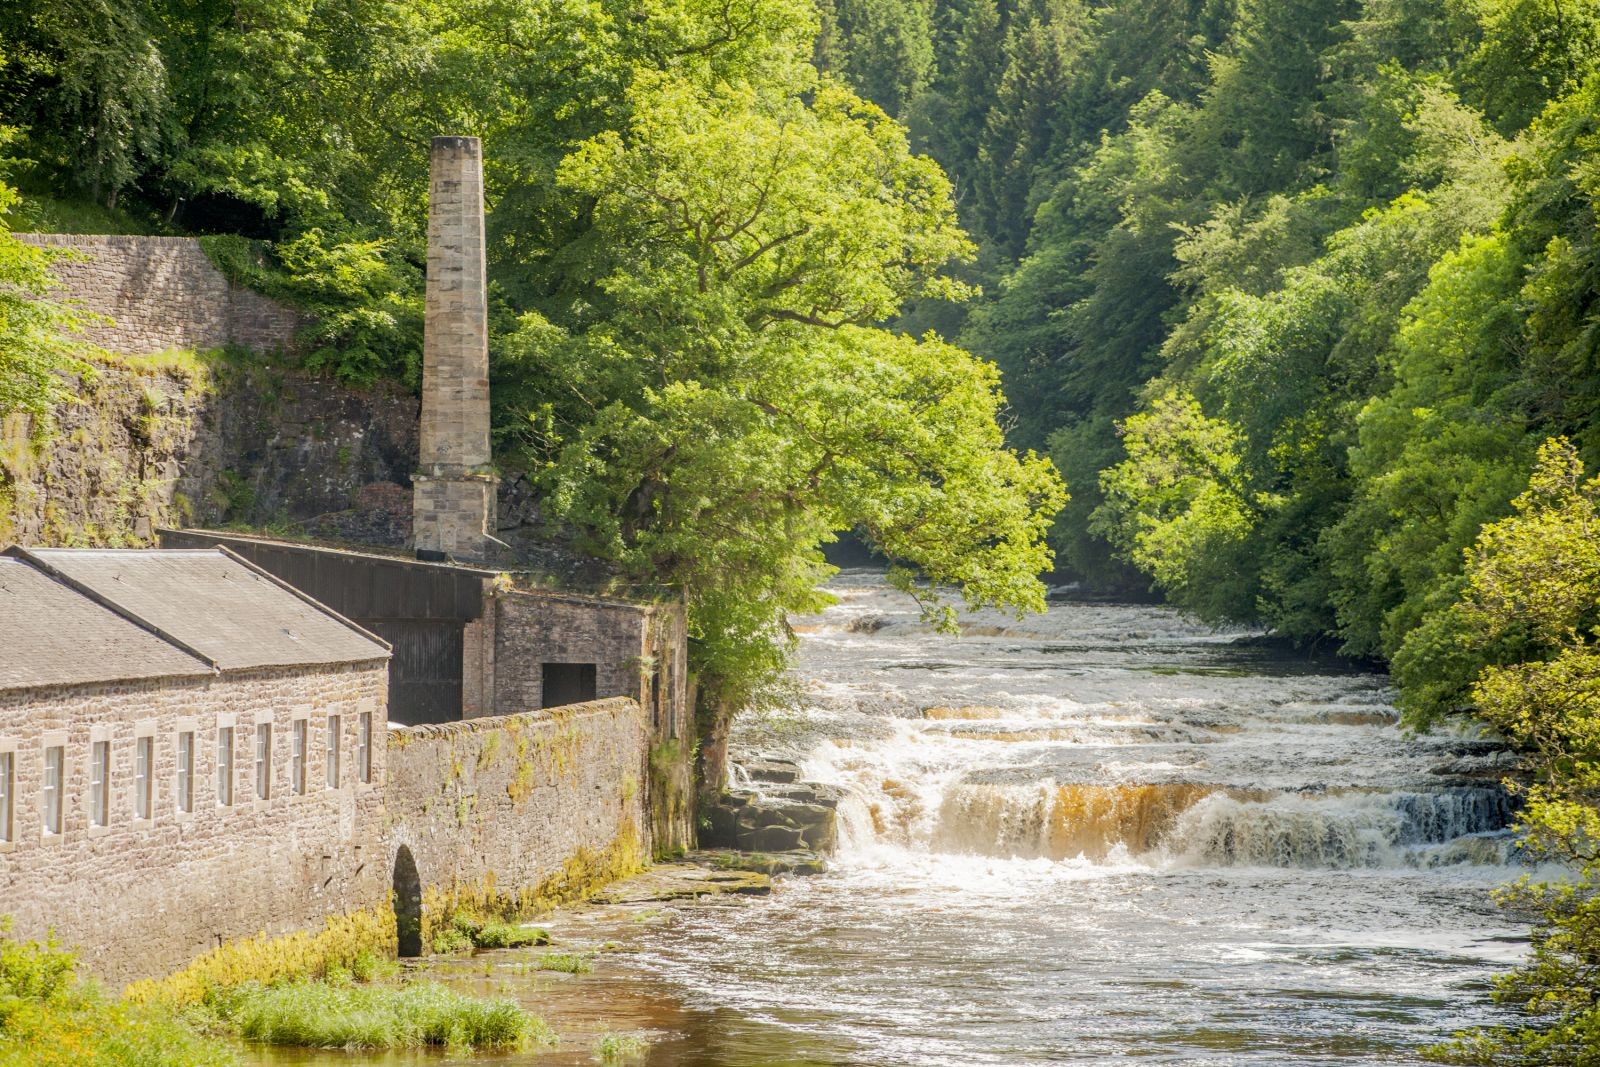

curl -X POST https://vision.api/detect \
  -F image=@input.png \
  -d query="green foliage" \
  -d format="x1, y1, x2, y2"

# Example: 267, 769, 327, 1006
0, 919, 238, 1067
0, 919, 75, 1022
595, 1029, 652, 1062
493, 14, 1065, 750
3, 1, 1065, 744
1094, 390, 1260, 618
434, 913, 550, 952
1423, 439, 1600, 1063
208, 978, 550, 1051
124, 906, 397, 1008
535, 952, 594, 974
0, 161, 91, 428
199, 232, 421, 385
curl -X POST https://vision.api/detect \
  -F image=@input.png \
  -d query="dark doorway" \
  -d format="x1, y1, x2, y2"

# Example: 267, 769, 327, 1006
369, 619, 465, 725
393, 846, 423, 957
542, 663, 597, 708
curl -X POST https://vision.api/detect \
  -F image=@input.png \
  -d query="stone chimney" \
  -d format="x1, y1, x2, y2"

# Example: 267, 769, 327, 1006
413, 135, 498, 562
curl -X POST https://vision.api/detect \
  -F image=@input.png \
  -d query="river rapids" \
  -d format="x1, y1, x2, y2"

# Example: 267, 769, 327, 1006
659, 572, 1531, 1064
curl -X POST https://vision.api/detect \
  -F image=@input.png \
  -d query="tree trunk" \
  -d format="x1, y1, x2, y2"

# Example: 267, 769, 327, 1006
694, 685, 733, 811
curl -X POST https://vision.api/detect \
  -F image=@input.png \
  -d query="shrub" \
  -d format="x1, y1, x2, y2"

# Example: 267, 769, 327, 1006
198, 231, 422, 387
124, 907, 396, 1008
595, 1030, 651, 1062
443, 915, 550, 950
0, 920, 237, 1067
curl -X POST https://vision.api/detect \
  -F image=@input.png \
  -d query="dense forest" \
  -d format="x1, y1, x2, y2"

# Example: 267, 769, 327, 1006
4, 0, 1600, 1057
812, 0, 1600, 726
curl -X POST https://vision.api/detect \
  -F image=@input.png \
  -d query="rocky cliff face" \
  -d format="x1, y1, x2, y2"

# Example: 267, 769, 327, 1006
0, 357, 418, 548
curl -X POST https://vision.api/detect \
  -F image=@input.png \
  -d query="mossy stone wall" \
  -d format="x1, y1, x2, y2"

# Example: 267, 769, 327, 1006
384, 699, 650, 931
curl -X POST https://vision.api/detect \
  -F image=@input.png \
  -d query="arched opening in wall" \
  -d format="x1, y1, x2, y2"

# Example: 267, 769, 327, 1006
393, 846, 423, 957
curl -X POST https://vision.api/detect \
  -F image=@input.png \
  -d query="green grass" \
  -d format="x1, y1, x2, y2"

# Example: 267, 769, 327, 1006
10, 192, 165, 236
468, 919, 550, 949
209, 978, 552, 1050
594, 1030, 651, 1062
431, 914, 551, 954
3, 917, 552, 1060
536, 952, 594, 974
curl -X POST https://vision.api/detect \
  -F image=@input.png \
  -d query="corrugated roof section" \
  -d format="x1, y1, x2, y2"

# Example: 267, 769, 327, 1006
0, 558, 215, 691
23, 549, 390, 672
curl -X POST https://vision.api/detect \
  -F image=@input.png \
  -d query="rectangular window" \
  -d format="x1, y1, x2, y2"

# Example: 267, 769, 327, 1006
176, 731, 194, 814
90, 740, 109, 827
216, 728, 233, 806
42, 746, 63, 835
0, 752, 13, 844
291, 720, 307, 796
254, 723, 272, 801
134, 737, 153, 820
325, 715, 340, 789
358, 712, 372, 784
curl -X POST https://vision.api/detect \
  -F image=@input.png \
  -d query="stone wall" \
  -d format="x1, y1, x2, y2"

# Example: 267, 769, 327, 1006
19, 234, 304, 355
383, 698, 648, 926
0, 662, 389, 985
486, 592, 694, 853
489, 593, 654, 716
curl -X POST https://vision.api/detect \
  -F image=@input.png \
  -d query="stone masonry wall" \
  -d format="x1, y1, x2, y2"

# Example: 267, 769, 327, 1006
19, 234, 304, 354
384, 698, 648, 917
487, 593, 693, 855
0, 661, 390, 986
490, 593, 651, 716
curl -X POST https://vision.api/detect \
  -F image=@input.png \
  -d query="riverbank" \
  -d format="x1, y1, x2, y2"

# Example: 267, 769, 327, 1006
239, 860, 782, 1067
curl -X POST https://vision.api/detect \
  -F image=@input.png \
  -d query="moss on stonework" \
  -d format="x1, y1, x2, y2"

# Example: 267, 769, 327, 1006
649, 738, 695, 859
1, 354, 227, 548
417, 826, 646, 950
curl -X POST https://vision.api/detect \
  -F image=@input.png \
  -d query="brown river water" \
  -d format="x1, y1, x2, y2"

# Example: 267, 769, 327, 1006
249, 572, 1532, 1066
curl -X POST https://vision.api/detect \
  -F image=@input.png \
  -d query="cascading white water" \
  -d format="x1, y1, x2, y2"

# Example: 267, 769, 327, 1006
785, 577, 1518, 877
584, 574, 1536, 1065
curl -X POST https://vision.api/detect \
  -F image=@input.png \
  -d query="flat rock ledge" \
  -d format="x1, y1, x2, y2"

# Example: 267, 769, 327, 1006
691, 848, 829, 876
588, 862, 773, 905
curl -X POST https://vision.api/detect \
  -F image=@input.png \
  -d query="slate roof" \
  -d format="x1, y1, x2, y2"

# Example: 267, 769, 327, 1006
0, 557, 214, 691
1, 548, 389, 691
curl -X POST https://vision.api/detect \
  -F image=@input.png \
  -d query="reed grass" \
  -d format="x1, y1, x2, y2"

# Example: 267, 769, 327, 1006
210, 978, 551, 1050
535, 952, 594, 974
594, 1030, 651, 1062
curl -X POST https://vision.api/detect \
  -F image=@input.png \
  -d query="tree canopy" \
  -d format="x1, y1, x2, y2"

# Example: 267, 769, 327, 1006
0, 0, 1065, 790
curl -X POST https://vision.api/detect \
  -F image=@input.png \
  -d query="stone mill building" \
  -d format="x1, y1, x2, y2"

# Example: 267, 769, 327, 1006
0, 136, 694, 985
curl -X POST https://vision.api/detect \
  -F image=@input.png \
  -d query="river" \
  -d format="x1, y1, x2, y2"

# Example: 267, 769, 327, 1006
255, 572, 1531, 1066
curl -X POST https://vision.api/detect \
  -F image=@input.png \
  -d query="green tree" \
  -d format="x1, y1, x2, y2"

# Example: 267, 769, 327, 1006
0, 169, 87, 425
504, 71, 1064, 791
1426, 438, 1600, 1065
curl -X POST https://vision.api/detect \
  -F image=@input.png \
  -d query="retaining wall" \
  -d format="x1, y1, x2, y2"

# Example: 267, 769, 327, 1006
384, 698, 649, 930
19, 234, 304, 354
